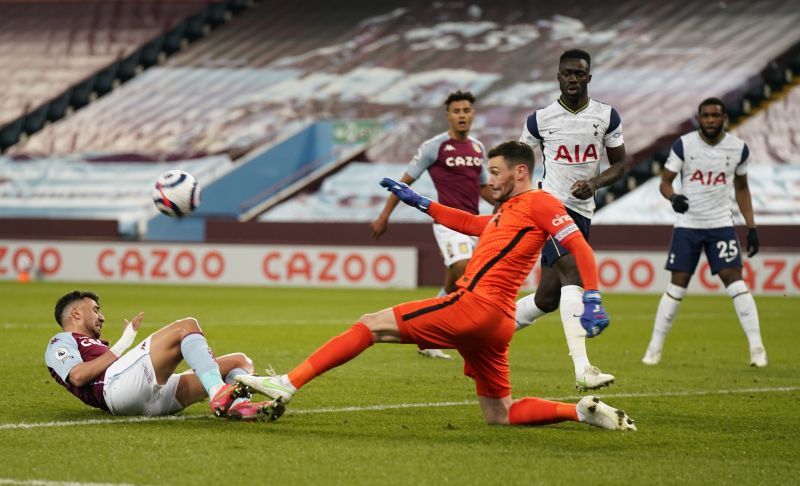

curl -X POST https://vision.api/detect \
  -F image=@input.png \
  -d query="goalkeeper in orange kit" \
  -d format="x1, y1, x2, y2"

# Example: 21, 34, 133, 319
239, 141, 635, 430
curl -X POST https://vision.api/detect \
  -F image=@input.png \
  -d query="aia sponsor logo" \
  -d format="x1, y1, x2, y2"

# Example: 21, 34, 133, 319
554, 144, 598, 163
689, 170, 727, 185
551, 213, 573, 226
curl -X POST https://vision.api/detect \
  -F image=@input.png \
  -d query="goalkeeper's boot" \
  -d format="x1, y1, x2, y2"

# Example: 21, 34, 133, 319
418, 348, 453, 360
226, 399, 286, 422
210, 383, 249, 417
575, 365, 615, 391
577, 396, 637, 431
750, 346, 768, 368
642, 347, 662, 365
235, 373, 295, 404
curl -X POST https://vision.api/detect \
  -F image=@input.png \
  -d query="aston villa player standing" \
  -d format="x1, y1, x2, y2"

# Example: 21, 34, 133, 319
372, 90, 495, 360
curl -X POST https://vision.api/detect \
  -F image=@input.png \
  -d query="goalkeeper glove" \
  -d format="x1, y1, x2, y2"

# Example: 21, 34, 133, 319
581, 290, 610, 338
746, 228, 759, 257
379, 177, 431, 213
669, 194, 689, 213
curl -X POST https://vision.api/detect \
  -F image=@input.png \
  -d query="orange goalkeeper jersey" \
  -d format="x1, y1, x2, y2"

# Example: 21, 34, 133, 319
429, 189, 584, 317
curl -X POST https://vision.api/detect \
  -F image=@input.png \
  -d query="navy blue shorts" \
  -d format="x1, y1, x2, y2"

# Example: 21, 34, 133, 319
541, 207, 591, 267
666, 227, 743, 275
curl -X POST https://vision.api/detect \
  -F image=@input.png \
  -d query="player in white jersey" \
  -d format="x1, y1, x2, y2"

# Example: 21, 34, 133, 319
372, 91, 494, 359
515, 49, 626, 390
642, 98, 766, 367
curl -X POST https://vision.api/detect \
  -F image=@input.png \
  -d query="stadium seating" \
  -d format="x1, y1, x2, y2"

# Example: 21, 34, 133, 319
0, 154, 230, 235
733, 84, 800, 165
10, 0, 800, 164
0, 0, 211, 148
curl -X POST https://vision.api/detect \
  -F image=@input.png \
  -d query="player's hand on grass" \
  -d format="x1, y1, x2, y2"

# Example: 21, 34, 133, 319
379, 178, 431, 213
747, 228, 759, 257
670, 194, 689, 213
581, 290, 609, 338
570, 180, 597, 200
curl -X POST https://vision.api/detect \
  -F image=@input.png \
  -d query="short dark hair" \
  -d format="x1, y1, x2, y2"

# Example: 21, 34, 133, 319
444, 90, 475, 108
54, 290, 99, 327
488, 141, 535, 173
698, 97, 727, 115
560, 49, 591, 69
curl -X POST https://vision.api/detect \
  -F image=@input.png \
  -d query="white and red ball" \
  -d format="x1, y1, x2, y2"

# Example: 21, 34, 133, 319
152, 170, 200, 217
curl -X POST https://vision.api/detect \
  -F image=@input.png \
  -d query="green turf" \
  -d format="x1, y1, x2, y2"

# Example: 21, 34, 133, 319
1, 281, 798, 485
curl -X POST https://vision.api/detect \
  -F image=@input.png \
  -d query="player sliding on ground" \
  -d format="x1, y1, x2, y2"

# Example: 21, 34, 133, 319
238, 141, 636, 430
45, 290, 284, 421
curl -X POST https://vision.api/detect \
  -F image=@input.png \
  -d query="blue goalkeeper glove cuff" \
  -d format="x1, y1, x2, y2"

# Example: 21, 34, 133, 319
581, 290, 610, 338
379, 177, 431, 213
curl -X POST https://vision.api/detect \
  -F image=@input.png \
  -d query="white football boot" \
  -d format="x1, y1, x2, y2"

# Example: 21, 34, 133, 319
418, 348, 453, 360
749, 347, 768, 367
577, 396, 637, 431
575, 365, 615, 391
642, 347, 662, 365
235, 373, 295, 404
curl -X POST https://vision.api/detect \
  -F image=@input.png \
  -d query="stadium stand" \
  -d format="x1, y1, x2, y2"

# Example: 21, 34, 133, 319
9, 0, 800, 165
0, 154, 230, 234
1, 0, 799, 234
0, 0, 215, 149
594, 82, 800, 225
734, 83, 800, 166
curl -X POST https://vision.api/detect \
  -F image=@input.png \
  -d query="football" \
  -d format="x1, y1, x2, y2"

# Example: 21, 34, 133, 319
152, 170, 201, 217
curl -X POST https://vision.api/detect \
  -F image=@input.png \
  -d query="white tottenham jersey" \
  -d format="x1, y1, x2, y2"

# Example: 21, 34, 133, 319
665, 131, 749, 229
519, 98, 623, 218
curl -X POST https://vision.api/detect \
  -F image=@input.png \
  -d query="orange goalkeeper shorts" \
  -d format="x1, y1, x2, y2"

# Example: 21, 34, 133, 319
393, 289, 514, 399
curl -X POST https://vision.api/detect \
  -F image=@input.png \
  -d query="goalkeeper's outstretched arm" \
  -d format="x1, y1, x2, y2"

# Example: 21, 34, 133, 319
379, 177, 490, 236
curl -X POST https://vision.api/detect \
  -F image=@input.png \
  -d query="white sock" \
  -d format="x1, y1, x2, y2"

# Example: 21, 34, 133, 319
726, 280, 764, 350
559, 285, 590, 375
515, 293, 548, 331
225, 367, 249, 385
280, 374, 298, 393
436, 287, 447, 297
647, 284, 686, 352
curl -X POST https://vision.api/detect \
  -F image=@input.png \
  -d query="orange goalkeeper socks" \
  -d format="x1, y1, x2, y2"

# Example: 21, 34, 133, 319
287, 322, 374, 389
508, 397, 579, 425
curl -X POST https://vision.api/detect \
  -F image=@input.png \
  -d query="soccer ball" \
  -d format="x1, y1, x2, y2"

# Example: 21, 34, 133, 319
152, 170, 200, 217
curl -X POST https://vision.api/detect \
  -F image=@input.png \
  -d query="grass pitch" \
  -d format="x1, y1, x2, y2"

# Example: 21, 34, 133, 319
0, 281, 798, 485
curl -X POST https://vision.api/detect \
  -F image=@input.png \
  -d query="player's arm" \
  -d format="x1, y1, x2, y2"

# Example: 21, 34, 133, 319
660, 139, 689, 212
572, 107, 626, 199
479, 184, 495, 205
661, 169, 689, 213
371, 172, 417, 239
429, 202, 491, 236
68, 312, 143, 387
733, 144, 758, 256
571, 145, 626, 199
67, 352, 118, 387
379, 178, 490, 235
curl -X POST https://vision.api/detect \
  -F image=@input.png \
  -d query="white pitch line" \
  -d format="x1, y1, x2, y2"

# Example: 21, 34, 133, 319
0, 480, 139, 486
0, 414, 201, 430
2, 386, 797, 431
